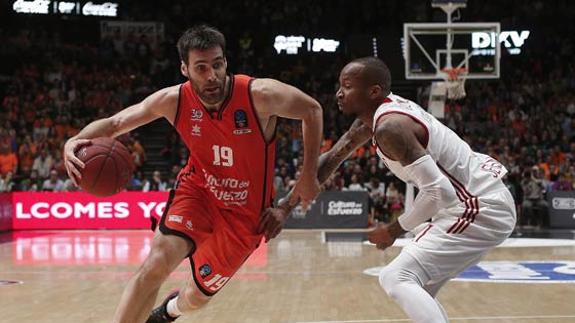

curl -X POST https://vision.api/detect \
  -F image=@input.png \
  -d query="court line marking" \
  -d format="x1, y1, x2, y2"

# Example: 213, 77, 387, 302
294, 314, 575, 322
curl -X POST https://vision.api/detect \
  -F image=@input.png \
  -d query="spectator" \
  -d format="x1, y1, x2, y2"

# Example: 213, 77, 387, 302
550, 174, 574, 191
32, 149, 54, 179
127, 171, 144, 191
0, 144, 18, 176
19, 170, 43, 191
131, 138, 146, 171
345, 173, 367, 191
42, 170, 65, 192
142, 170, 167, 192
521, 169, 548, 227
0, 172, 15, 192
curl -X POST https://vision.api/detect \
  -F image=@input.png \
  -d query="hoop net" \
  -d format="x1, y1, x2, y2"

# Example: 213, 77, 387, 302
441, 67, 467, 100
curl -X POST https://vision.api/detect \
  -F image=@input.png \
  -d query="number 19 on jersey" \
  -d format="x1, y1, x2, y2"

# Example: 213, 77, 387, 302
212, 145, 234, 167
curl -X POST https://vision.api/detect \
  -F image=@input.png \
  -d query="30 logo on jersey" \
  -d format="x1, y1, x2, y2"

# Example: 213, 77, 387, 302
191, 109, 203, 121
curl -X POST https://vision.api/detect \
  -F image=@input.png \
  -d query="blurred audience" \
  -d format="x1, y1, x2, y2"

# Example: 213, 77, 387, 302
0, 0, 574, 230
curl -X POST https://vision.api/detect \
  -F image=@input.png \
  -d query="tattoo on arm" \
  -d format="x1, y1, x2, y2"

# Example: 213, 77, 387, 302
374, 116, 426, 166
279, 119, 372, 212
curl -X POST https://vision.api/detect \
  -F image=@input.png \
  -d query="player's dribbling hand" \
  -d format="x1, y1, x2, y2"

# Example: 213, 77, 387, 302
63, 138, 91, 186
258, 207, 289, 242
367, 224, 396, 251
290, 176, 321, 211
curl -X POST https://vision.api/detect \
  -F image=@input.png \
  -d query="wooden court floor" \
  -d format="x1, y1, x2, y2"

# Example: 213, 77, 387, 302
1, 230, 574, 323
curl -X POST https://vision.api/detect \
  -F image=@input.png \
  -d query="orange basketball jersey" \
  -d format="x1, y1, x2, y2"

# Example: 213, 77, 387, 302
174, 74, 276, 215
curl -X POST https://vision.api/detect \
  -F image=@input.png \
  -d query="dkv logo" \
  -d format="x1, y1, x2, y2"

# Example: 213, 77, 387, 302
364, 261, 575, 283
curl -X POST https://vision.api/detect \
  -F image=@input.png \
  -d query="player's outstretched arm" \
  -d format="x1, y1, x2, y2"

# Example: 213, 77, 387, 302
251, 78, 323, 209
63, 85, 179, 185
368, 114, 457, 250
258, 119, 372, 242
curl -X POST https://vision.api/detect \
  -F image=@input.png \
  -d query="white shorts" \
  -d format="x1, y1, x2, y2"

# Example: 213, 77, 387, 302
402, 183, 517, 283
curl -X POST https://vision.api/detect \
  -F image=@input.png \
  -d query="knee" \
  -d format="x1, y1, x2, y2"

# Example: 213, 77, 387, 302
378, 267, 400, 298
378, 267, 421, 300
137, 253, 173, 284
179, 285, 211, 311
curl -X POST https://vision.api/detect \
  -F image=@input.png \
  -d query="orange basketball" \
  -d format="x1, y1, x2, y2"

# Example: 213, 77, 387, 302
76, 137, 135, 197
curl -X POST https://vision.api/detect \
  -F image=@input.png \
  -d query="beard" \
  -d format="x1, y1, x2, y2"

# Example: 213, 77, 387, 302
189, 74, 226, 105
198, 83, 225, 104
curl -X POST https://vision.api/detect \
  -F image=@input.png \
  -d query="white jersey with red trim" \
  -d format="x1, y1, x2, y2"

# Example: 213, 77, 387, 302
371, 93, 517, 286
372, 93, 508, 198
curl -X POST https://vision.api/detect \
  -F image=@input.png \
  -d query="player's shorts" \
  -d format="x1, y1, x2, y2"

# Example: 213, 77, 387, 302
157, 181, 263, 296
402, 180, 517, 283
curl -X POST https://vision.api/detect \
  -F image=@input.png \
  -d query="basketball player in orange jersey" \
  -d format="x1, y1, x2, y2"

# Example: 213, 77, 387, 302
260, 57, 516, 323
63, 25, 323, 323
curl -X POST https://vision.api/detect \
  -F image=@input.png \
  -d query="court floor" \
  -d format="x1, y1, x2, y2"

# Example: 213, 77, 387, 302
1, 229, 574, 323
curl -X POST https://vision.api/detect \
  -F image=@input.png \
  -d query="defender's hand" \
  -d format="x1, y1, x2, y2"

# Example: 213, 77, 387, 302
367, 224, 397, 251
63, 138, 91, 186
258, 207, 289, 242
290, 176, 321, 211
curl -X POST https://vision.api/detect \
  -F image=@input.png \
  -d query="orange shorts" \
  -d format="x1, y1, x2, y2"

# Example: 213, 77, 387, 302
158, 185, 263, 296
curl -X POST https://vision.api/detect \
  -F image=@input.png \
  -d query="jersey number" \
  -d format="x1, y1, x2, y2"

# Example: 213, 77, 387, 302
212, 145, 233, 167
204, 274, 230, 291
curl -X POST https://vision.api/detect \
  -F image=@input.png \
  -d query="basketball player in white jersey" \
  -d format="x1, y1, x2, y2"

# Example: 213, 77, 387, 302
259, 57, 516, 322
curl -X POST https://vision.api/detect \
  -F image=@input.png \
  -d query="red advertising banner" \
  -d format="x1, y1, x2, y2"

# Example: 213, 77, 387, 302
0, 193, 12, 231
11, 192, 169, 230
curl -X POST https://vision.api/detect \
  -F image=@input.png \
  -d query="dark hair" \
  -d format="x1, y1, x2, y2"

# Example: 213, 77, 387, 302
177, 25, 226, 64
351, 57, 392, 95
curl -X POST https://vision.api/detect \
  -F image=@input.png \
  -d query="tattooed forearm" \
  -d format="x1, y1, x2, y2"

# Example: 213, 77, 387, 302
278, 119, 372, 212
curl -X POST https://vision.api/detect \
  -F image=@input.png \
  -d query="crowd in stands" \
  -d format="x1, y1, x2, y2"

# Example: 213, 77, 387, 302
1, 0, 574, 227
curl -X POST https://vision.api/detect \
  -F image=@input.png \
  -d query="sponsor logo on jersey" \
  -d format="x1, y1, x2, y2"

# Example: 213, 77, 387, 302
185, 220, 193, 230
363, 261, 575, 284
233, 128, 252, 135
199, 264, 212, 278
191, 124, 201, 136
168, 214, 183, 223
234, 109, 248, 128
191, 109, 203, 121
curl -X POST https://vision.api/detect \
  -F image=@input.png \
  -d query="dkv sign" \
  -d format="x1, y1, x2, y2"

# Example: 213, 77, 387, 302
12, 192, 168, 229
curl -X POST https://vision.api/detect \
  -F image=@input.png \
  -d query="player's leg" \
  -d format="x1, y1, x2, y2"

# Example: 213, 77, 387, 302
421, 251, 484, 323
380, 187, 516, 322
153, 269, 214, 320
158, 220, 262, 320
129, 186, 212, 323
113, 230, 193, 323
378, 251, 448, 323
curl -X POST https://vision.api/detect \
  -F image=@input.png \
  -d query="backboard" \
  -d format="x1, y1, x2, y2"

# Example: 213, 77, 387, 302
404, 22, 501, 80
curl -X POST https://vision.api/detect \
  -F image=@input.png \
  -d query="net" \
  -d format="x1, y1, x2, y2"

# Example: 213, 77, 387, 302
441, 67, 467, 100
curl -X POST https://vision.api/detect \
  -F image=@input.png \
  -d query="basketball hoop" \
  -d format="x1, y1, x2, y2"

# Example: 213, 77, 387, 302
441, 67, 467, 100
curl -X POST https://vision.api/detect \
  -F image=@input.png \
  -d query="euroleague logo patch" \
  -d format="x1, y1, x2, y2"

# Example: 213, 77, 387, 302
363, 261, 575, 284
233, 109, 252, 135
199, 264, 212, 278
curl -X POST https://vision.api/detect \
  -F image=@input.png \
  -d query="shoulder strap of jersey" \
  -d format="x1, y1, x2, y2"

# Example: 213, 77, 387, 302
372, 94, 431, 149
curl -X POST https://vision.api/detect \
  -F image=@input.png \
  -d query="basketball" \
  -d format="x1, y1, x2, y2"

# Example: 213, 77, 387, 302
76, 137, 135, 197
